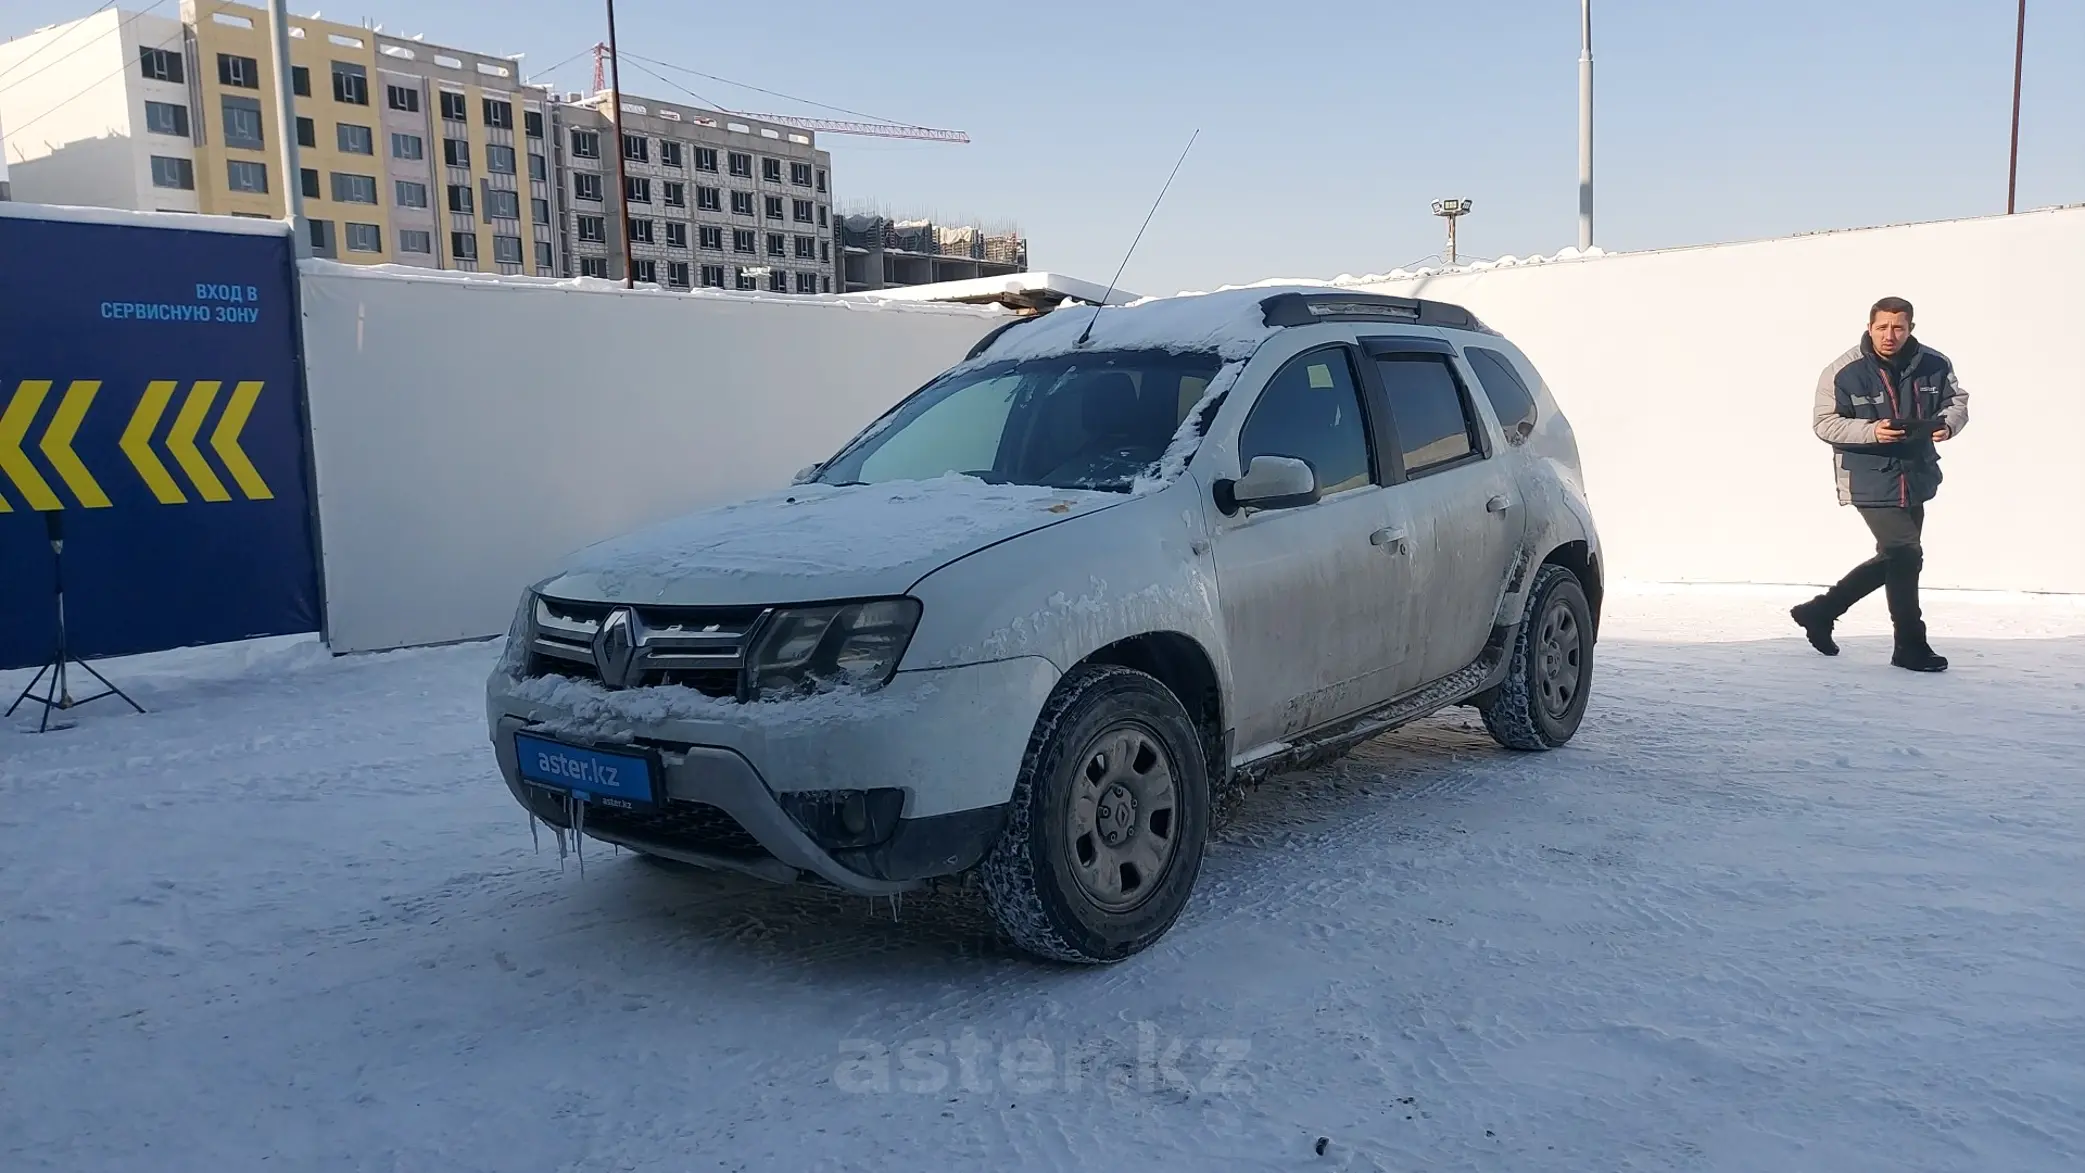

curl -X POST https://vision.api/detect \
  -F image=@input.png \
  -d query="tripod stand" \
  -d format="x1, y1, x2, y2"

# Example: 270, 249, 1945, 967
7, 511, 143, 733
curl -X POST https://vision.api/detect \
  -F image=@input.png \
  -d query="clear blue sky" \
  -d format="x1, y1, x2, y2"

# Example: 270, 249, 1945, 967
10, 0, 2081, 293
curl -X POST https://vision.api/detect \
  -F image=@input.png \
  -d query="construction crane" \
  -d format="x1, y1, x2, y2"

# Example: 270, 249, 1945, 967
587, 43, 968, 144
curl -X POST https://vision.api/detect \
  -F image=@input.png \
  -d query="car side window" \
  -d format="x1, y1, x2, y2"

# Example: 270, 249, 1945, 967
1374, 355, 1481, 475
1239, 347, 1374, 497
1464, 347, 1538, 443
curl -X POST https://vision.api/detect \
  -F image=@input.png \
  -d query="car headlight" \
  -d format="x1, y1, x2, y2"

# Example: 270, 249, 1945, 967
498, 588, 536, 676
744, 598, 921, 700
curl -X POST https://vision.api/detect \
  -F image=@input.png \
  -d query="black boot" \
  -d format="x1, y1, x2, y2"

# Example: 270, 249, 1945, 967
1789, 596, 1841, 656
1891, 623, 1949, 672
1881, 544, 1944, 671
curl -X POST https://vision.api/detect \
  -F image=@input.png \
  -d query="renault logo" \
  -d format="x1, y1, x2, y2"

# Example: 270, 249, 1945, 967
592, 607, 642, 688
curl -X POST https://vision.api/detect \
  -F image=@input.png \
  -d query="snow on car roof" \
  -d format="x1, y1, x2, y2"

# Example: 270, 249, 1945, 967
975, 284, 1334, 364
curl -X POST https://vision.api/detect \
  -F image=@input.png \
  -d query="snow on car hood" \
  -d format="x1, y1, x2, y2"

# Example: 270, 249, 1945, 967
538, 475, 1119, 606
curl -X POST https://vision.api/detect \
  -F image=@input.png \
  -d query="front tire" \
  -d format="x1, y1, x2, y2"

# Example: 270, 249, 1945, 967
980, 665, 1211, 963
1480, 563, 1594, 751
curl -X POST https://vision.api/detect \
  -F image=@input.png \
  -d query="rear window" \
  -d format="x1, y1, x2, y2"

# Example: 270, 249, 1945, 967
1464, 347, 1539, 442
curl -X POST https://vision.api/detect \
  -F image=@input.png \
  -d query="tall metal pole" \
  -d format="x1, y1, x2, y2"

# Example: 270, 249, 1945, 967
605, 0, 635, 287
2006, 0, 2026, 214
1577, 0, 1594, 251
267, 0, 309, 257
1445, 214, 1459, 266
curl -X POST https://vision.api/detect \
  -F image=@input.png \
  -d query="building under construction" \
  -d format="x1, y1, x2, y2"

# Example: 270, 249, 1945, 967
840, 213, 1028, 293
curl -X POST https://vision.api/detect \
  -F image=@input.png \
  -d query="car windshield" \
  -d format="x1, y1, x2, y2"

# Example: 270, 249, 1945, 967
815, 349, 1226, 492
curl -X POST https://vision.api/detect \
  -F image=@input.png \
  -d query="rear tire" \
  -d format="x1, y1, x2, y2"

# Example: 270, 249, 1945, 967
1480, 563, 1594, 751
980, 665, 1210, 963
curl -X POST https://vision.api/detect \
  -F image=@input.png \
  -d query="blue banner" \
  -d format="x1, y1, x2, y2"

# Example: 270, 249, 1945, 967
0, 212, 321, 670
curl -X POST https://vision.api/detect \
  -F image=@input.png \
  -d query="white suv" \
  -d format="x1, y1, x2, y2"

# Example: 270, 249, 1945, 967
487, 287, 1603, 963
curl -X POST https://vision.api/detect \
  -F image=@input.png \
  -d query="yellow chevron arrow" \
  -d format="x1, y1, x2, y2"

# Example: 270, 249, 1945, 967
122, 380, 188, 504
167, 380, 231, 503
41, 380, 111, 508
210, 381, 273, 500
1, 380, 63, 512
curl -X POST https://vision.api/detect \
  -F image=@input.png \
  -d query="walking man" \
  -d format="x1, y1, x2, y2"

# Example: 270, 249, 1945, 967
1791, 296, 1968, 671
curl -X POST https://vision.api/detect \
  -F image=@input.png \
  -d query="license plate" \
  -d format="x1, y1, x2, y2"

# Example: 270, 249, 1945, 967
514, 732, 657, 809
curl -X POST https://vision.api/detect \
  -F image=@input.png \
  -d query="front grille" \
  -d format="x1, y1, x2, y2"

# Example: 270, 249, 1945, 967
528, 596, 766, 698
587, 799, 768, 858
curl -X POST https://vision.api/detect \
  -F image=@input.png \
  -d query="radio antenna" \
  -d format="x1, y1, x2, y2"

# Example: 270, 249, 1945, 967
1076, 128, 1199, 348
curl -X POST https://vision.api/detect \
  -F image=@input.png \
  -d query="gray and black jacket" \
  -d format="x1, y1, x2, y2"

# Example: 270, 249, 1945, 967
1813, 335, 1969, 508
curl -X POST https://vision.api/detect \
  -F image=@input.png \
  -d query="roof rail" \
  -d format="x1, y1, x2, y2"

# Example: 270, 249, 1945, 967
1258, 291, 1495, 334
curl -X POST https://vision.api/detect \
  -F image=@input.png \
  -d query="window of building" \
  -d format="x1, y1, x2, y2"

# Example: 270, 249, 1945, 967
532, 197, 550, 225
450, 232, 478, 261
574, 172, 602, 202
396, 180, 429, 208
144, 101, 189, 137
331, 173, 377, 204
217, 54, 259, 89
735, 268, 758, 291
790, 161, 812, 187
309, 220, 335, 256
732, 228, 756, 254
387, 84, 420, 113
819, 239, 830, 263
764, 195, 785, 221
484, 189, 520, 220
701, 264, 726, 288
662, 181, 686, 208
297, 117, 316, 148
440, 90, 468, 123
728, 151, 752, 178
493, 234, 523, 264
1462, 348, 1540, 444
535, 240, 553, 268
139, 47, 184, 84
571, 129, 599, 158
226, 160, 268, 193
665, 221, 688, 249
443, 138, 470, 168
761, 157, 783, 182
625, 176, 651, 204
577, 215, 606, 243
1375, 354, 1482, 474
792, 198, 813, 223
446, 184, 474, 214
796, 272, 818, 294
399, 229, 432, 254
628, 218, 656, 244
817, 204, 828, 227
528, 153, 547, 181
694, 147, 718, 172
291, 66, 310, 97
668, 260, 691, 288
699, 225, 723, 251
337, 123, 374, 155
220, 96, 263, 150
486, 144, 516, 175
821, 275, 832, 293
815, 167, 827, 193
346, 222, 382, 253
300, 168, 320, 199
768, 270, 789, 293
332, 62, 368, 105
149, 156, 194, 190
660, 140, 683, 169
483, 98, 513, 129
697, 186, 722, 212
765, 232, 786, 258
730, 190, 755, 217
391, 132, 423, 160
525, 110, 544, 138
793, 235, 816, 259
580, 256, 610, 279
623, 133, 649, 162
1240, 348, 1375, 497
633, 258, 657, 284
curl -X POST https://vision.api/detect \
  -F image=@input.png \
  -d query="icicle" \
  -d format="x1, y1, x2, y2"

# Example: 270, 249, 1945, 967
574, 796, 587, 877
529, 812, 541, 855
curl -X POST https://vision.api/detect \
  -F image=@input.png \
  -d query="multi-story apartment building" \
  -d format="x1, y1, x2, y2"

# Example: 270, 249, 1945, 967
554, 92, 836, 293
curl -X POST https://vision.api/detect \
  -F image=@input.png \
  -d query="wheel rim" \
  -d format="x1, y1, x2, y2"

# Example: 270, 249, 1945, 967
1536, 598, 1584, 719
1064, 723, 1179, 913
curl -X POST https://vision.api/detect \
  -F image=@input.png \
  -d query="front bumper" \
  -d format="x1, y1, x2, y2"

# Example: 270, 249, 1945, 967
486, 656, 1060, 893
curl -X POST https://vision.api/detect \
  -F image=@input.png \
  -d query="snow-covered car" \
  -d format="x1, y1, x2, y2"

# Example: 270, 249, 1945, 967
487, 286, 1603, 963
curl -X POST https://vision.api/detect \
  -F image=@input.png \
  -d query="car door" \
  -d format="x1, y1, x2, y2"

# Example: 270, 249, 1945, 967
1362, 337, 1526, 684
1208, 343, 1423, 754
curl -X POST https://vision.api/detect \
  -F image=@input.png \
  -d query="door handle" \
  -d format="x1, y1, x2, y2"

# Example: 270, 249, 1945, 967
1369, 527, 1410, 555
1486, 494, 1515, 514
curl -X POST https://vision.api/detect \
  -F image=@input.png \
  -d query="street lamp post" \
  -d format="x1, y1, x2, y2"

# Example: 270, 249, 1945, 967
2007, 0, 2026, 214
1432, 198, 1473, 266
1578, 0, 1594, 250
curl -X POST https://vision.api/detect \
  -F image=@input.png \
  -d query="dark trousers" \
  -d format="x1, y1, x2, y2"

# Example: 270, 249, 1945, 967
1818, 504, 1925, 635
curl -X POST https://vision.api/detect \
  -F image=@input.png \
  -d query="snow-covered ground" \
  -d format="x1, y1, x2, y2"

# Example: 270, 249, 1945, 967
3, 584, 2082, 1173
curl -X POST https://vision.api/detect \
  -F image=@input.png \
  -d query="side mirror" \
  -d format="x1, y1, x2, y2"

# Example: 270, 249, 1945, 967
1218, 455, 1320, 514
791, 463, 822, 485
